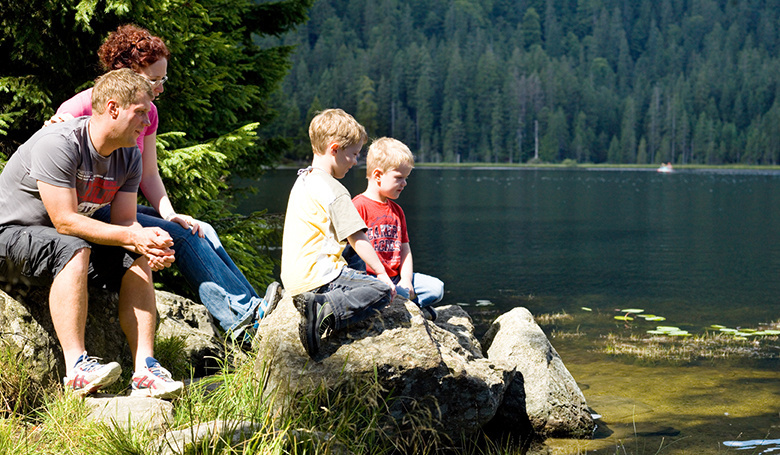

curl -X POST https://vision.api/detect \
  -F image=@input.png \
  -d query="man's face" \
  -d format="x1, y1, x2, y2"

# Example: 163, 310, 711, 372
115, 92, 152, 147
332, 143, 362, 179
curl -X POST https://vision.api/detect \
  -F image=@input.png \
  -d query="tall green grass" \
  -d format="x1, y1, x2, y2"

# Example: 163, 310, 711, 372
0, 338, 527, 454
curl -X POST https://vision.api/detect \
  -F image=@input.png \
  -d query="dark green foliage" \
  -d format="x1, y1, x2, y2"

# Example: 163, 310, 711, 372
262, 0, 780, 165
0, 0, 314, 294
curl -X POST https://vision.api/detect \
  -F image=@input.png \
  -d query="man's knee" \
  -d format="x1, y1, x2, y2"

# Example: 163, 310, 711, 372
126, 256, 153, 279
55, 247, 90, 278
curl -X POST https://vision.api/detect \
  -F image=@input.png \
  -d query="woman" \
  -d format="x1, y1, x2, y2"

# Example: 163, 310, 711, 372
52, 25, 280, 342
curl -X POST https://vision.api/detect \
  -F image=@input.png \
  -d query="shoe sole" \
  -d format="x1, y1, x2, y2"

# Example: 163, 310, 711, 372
71, 363, 122, 396
293, 294, 319, 358
130, 381, 184, 399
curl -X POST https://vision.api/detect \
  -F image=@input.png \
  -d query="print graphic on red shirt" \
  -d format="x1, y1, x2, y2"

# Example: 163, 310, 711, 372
352, 194, 409, 277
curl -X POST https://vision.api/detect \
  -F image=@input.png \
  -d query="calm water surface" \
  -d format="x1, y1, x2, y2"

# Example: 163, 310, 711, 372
237, 167, 780, 454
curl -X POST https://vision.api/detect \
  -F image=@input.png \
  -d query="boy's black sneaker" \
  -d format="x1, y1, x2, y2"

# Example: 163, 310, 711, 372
293, 292, 333, 358
421, 306, 437, 322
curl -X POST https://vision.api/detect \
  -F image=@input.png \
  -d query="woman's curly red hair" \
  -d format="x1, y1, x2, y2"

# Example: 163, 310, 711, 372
97, 24, 170, 71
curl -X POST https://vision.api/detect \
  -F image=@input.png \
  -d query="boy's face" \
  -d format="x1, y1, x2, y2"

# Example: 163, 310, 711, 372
376, 163, 412, 200
332, 142, 362, 179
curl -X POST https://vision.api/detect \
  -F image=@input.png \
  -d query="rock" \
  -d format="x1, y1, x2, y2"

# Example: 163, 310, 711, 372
482, 307, 594, 438
0, 287, 225, 386
252, 295, 512, 441
152, 421, 353, 455
153, 420, 261, 455
155, 290, 228, 376
85, 395, 175, 434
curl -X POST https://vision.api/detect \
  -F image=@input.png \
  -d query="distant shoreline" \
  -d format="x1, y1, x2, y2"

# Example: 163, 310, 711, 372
273, 162, 780, 172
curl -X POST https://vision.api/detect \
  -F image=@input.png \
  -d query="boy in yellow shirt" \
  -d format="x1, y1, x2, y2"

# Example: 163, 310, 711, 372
281, 109, 395, 358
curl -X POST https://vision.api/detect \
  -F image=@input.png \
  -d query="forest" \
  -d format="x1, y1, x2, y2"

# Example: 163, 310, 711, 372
261, 0, 780, 165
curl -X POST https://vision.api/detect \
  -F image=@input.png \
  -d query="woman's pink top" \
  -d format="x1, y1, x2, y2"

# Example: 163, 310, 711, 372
56, 87, 159, 154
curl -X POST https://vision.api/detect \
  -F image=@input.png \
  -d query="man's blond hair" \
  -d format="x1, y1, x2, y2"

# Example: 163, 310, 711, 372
91, 68, 153, 114
366, 137, 415, 178
308, 109, 368, 155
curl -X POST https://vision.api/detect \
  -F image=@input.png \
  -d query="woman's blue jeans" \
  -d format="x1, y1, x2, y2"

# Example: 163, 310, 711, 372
94, 205, 260, 332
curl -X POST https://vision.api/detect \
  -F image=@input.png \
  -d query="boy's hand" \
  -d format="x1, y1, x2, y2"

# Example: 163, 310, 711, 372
376, 272, 397, 297
398, 278, 415, 299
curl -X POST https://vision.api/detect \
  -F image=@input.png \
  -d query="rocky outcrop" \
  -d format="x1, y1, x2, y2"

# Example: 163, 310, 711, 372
0, 288, 225, 385
482, 307, 595, 437
252, 295, 594, 440
1, 283, 594, 442
252, 295, 511, 441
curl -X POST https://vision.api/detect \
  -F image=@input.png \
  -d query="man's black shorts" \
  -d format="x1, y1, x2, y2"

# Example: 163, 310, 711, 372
0, 225, 137, 292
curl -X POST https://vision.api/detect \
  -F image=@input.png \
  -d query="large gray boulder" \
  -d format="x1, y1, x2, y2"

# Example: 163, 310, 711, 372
253, 295, 594, 440
482, 307, 594, 438
252, 296, 512, 441
0, 287, 225, 386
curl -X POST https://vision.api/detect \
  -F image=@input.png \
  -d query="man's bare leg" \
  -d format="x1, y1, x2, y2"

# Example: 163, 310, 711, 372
118, 256, 157, 372
48, 247, 90, 375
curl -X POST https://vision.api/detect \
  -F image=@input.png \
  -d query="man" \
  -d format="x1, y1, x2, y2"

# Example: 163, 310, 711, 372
0, 68, 183, 398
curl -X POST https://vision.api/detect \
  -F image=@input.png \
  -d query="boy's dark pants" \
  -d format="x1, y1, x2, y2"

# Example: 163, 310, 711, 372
314, 266, 392, 331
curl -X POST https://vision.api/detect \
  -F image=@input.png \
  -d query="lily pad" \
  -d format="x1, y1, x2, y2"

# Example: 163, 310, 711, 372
710, 324, 727, 329
656, 326, 680, 332
620, 308, 645, 314
475, 300, 493, 307
644, 316, 667, 322
581, 307, 593, 312
719, 328, 738, 333
614, 315, 634, 321
647, 330, 667, 335
762, 330, 780, 335
668, 330, 690, 336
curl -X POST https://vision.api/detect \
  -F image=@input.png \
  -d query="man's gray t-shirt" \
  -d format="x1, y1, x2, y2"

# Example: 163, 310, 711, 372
0, 116, 142, 226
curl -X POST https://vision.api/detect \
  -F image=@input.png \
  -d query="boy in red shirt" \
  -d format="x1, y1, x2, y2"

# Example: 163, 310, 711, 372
349, 137, 444, 319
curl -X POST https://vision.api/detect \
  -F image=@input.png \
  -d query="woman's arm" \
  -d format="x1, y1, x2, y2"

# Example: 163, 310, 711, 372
139, 132, 205, 237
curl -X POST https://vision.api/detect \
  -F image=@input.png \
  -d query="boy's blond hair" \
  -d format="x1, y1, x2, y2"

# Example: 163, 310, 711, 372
309, 109, 368, 155
366, 137, 415, 178
92, 68, 153, 114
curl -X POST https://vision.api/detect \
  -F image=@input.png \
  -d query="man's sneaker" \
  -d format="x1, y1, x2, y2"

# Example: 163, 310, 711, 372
293, 292, 333, 358
130, 357, 184, 399
256, 281, 283, 320
421, 306, 437, 322
63, 352, 122, 396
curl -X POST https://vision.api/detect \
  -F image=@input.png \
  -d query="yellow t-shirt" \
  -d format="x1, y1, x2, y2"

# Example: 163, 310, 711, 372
280, 168, 367, 296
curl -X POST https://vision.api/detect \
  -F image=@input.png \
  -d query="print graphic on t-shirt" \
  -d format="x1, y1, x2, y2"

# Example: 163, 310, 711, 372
366, 215, 401, 253
75, 169, 120, 216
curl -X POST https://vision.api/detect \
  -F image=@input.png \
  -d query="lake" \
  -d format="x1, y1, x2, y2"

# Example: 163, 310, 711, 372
236, 166, 780, 454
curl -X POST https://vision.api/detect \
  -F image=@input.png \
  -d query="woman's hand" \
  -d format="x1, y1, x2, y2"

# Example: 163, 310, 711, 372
43, 113, 74, 127
166, 213, 206, 238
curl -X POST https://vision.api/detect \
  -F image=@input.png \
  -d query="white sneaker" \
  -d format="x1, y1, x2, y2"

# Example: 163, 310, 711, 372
63, 352, 122, 396
130, 357, 184, 399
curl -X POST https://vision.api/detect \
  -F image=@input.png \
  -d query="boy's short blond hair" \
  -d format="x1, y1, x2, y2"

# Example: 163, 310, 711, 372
366, 137, 415, 178
309, 109, 368, 155
91, 68, 153, 114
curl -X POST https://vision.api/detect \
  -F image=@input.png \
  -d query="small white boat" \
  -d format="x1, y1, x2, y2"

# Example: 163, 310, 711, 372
657, 163, 674, 173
